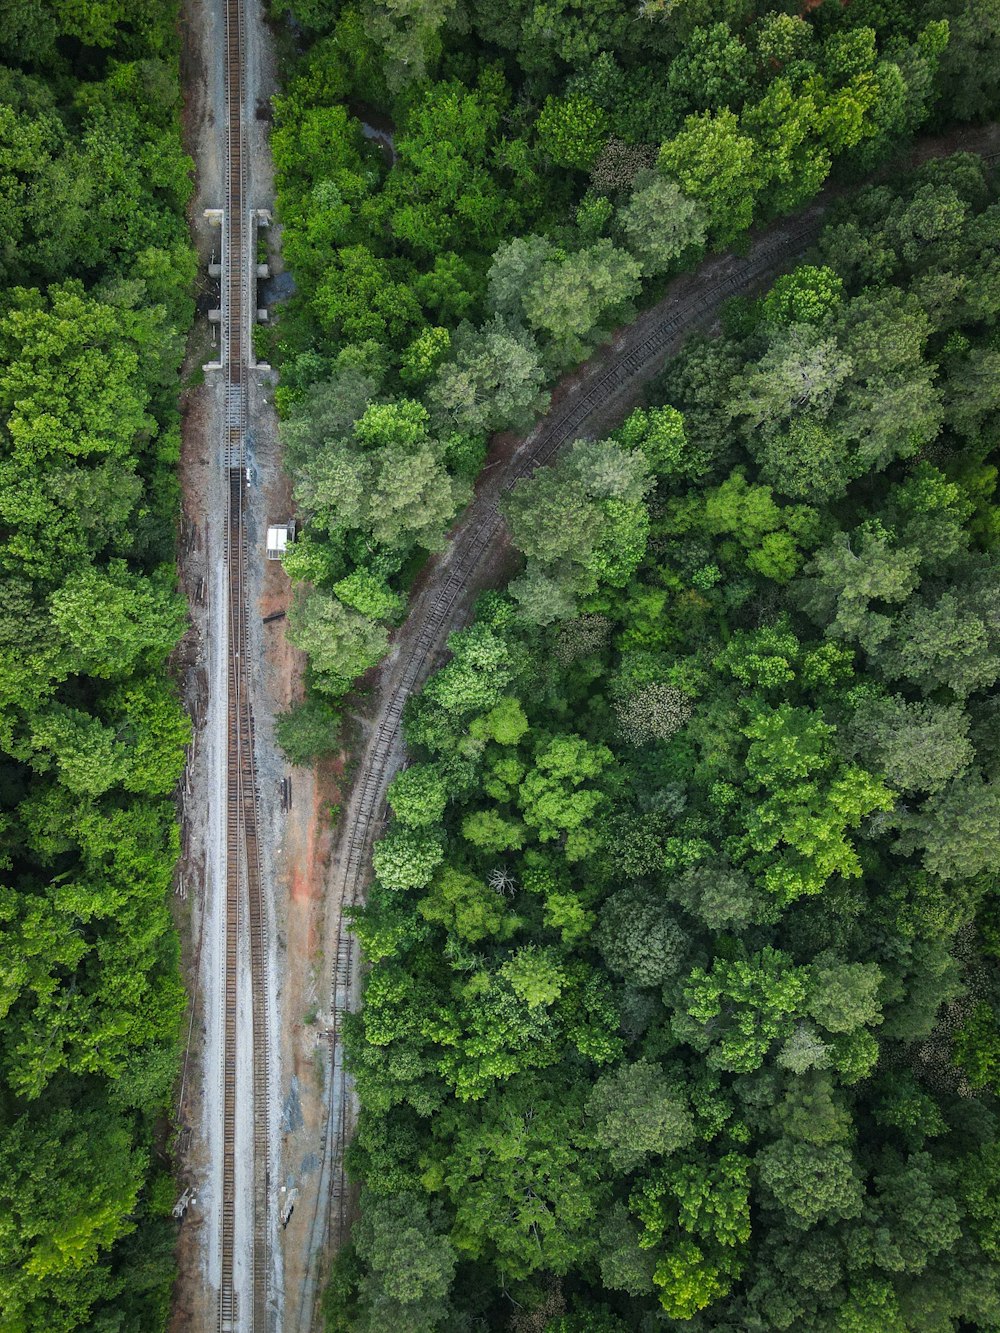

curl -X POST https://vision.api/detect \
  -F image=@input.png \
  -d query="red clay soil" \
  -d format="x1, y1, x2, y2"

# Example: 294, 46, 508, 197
257, 469, 343, 919
288, 755, 340, 910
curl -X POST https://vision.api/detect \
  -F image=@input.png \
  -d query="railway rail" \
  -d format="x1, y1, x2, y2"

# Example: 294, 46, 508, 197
299, 133, 1000, 1329
184, 125, 997, 1333
296, 204, 835, 1328
218, 0, 270, 1328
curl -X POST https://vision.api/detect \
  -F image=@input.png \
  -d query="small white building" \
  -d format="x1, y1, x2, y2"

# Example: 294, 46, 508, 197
266, 525, 289, 560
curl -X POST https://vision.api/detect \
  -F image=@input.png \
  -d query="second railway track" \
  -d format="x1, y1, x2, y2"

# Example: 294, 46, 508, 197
297, 196, 836, 1333
297, 131, 1000, 1330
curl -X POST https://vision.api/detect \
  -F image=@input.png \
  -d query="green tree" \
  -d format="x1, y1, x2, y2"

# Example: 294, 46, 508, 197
667, 21, 753, 110
874, 579, 1000, 698
750, 417, 851, 502
419, 865, 517, 942
702, 471, 819, 583
335, 570, 403, 621
598, 1204, 656, 1295
471, 695, 529, 746
30, 705, 127, 795
728, 323, 853, 430
427, 316, 549, 435
617, 172, 707, 276
460, 807, 525, 853
536, 92, 609, 170
275, 696, 341, 763
358, 0, 457, 89
296, 398, 470, 553
847, 691, 973, 794
399, 326, 451, 388
425, 1076, 601, 1279
596, 890, 689, 988
870, 1150, 962, 1274
517, 734, 613, 859
807, 952, 883, 1035
612, 404, 692, 479
109, 674, 192, 795
0, 1105, 146, 1330
669, 861, 762, 932
586, 1061, 694, 1171
287, 588, 388, 694
796, 527, 921, 645
652, 1240, 730, 1320
521, 240, 641, 369
486, 234, 555, 323
898, 773, 1000, 881
741, 76, 834, 217
423, 622, 515, 717
383, 73, 535, 256
961, 1140, 1000, 1259
756, 1138, 864, 1229
760, 265, 844, 327
659, 108, 759, 244
388, 764, 449, 828
501, 945, 566, 1008
372, 826, 445, 891
312, 245, 423, 346
353, 1191, 456, 1332
739, 702, 892, 902
505, 437, 651, 622
673, 948, 807, 1073
49, 561, 185, 678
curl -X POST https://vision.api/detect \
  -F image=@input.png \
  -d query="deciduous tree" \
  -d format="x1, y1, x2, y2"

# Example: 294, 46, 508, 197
586, 1061, 694, 1171
287, 588, 388, 694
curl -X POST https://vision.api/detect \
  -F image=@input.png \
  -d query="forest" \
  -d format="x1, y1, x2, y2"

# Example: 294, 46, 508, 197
267, 0, 1000, 752
259, 0, 1000, 1330
0, 3, 194, 1330
332, 152, 1000, 1332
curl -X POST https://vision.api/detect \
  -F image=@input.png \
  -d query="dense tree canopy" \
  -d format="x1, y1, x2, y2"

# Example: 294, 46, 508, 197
269, 0, 1000, 740
0, 8, 193, 1330
339, 157, 1000, 1329
259, 2, 1000, 1329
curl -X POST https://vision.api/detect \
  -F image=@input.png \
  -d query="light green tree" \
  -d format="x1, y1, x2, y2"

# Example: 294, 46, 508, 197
388, 764, 449, 828
586, 1061, 694, 1171
618, 173, 707, 276
287, 588, 388, 694
659, 108, 759, 244
49, 560, 186, 678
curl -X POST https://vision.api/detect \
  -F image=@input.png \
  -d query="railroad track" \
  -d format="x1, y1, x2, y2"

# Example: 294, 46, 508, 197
218, 0, 270, 1328
294, 132, 1000, 1330
297, 204, 835, 1328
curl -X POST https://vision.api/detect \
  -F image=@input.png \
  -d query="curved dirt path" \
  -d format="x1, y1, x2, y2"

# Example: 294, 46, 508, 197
291, 121, 1000, 1330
